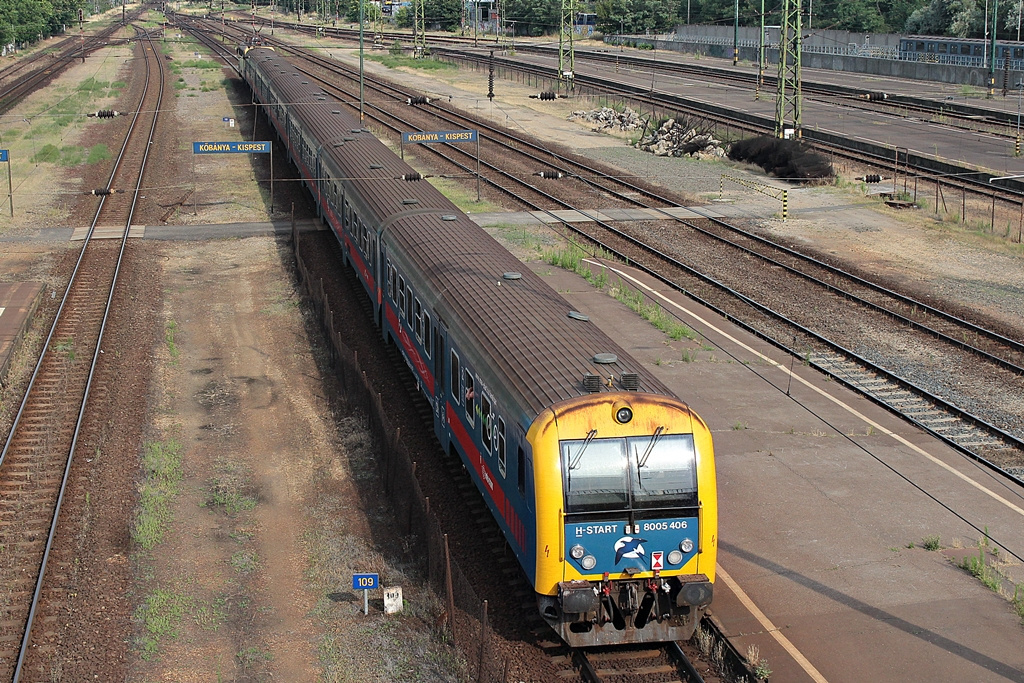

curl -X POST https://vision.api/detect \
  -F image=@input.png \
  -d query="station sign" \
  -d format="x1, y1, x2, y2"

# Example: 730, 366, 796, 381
192, 141, 270, 154
0, 150, 7, 162
401, 130, 477, 145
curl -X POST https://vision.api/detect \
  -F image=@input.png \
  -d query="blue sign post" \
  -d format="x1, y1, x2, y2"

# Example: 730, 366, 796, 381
192, 141, 274, 212
353, 573, 379, 615
0, 150, 11, 217
400, 130, 481, 201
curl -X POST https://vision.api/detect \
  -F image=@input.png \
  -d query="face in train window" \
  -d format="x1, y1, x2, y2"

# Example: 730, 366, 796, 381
464, 370, 476, 426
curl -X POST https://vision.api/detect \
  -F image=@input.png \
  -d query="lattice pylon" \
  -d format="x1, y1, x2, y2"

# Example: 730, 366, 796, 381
775, 0, 802, 137
558, 0, 575, 90
413, 0, 426, 56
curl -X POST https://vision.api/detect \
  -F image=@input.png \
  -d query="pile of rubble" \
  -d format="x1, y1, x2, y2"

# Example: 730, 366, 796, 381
567, 106, 643, 131
634, 118, 726, 159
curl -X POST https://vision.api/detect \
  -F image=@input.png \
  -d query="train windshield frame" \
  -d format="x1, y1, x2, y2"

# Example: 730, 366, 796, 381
561, 434, 698, 513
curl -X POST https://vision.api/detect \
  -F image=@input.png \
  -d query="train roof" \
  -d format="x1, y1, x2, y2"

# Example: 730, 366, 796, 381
246, 48, 680, 415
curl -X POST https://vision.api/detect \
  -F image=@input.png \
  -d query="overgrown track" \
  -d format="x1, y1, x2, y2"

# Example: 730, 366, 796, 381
0, 27, 165, 681
0, 14, 140, 115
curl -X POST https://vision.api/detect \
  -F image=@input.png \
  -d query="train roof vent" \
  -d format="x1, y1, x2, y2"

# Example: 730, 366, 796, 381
583, 373, 602, 393
593, 353, 618, 364
502, 271, 522, 281
568, 310, 589, 321
351, 128, 362, 133
620, 372, 640, 391
370, 164, 384, 169
332, 142, 344, 148
441, 215, 458, 221
332, 110, 341, 114
343, 136, 355, 141
301, 80, 309, 84
317, 97, 326, 101
402, 198, 419, 205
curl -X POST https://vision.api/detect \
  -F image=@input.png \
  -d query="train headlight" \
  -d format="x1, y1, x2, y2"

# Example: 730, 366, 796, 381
680, 538, 694, 553
613, 400, 633, 424
569, 544, 586, 560
581, 555, 597, 571
667, 550, 683, 565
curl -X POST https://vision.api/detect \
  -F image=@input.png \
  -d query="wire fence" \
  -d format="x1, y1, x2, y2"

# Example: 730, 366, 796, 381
292, 219, 513, 682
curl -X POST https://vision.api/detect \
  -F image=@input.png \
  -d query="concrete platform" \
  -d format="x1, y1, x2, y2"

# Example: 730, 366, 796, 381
528, 258, 1024, 682
6, 206, 730, 243
0, 282, 44, 386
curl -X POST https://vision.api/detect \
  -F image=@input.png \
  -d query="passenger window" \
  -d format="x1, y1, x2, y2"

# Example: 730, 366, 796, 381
397, 276, 406, 317
480, 394, 492, 454
387, 262, 395, 300
422, 312, 431, 359
497, 418, 506, 477
414, 299, 422, 341
450, 351, 461, 405
405, 285, 414, 322
464, 371, 476, 426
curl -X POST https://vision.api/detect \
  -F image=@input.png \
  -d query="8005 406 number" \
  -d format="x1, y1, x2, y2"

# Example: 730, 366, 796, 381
642, 521, 689, 532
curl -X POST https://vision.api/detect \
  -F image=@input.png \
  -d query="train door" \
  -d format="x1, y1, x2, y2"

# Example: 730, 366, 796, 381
371, 232, 381, 325
434, 320, 447, 433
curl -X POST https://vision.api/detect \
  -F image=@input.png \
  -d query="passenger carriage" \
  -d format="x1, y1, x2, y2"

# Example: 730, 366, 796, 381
240, 47, 718, 646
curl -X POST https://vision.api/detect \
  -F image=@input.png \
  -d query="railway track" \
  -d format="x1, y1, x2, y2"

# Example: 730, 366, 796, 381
190, 17, 1024, 482
212, 12, 1022, 141
0, 14, 139, 115
0, 26, 165, 680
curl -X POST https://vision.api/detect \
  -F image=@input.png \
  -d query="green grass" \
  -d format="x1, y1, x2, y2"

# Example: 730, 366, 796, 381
230, 551, 259, 575
921, 535, 941, 551
132, 439, 184, 550
165, 320, 179, 358
204, 460, 258, 515
86, 144, 111, 164
960, 547, 1002, 592
542, 244, 701, 343
365, 54, 455, 71
135, 589, 189, 659
31, 144, 85, 166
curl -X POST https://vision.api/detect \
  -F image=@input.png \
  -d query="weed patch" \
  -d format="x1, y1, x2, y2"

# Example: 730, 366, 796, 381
365, 54, 455, 71
132, 439, 184, 550
135, 589, 188, 659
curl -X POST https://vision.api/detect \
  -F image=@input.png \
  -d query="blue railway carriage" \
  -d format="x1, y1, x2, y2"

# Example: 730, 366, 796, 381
899, 35, 1024, 69
240, 47, 717, 647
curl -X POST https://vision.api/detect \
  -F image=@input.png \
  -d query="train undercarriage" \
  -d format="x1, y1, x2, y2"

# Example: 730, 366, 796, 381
539, 574, 713, 647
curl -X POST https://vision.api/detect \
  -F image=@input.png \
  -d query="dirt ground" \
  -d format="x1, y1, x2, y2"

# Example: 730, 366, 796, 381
1, 13, 1023, 682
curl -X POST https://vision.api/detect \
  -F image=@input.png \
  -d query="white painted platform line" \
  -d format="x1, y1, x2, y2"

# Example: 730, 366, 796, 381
585, 258, 1024, 520
0, 307, 5, 318
716, 565, 830, 683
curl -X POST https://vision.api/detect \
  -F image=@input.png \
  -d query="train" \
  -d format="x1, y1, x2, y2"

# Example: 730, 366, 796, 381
238, 45, 717, 647
899, 35, 1024, 67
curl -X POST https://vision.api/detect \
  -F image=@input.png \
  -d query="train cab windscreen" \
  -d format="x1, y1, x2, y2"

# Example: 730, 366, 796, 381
561, 433, 698, 513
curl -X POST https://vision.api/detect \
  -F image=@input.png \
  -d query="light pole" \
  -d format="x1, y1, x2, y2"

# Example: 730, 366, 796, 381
733, 0, 739, 65
1016, 79, 1023, 156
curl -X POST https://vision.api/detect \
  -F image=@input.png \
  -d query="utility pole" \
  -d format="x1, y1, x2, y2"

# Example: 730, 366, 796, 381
733, 0, 739, 65
558, 0, 575, 91
776, 0, 802, 137
413, 0, 425, 56
989, 0, 999, 98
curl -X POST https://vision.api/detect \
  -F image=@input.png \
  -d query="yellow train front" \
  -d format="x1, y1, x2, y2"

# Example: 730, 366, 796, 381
529, 392, 716, 647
